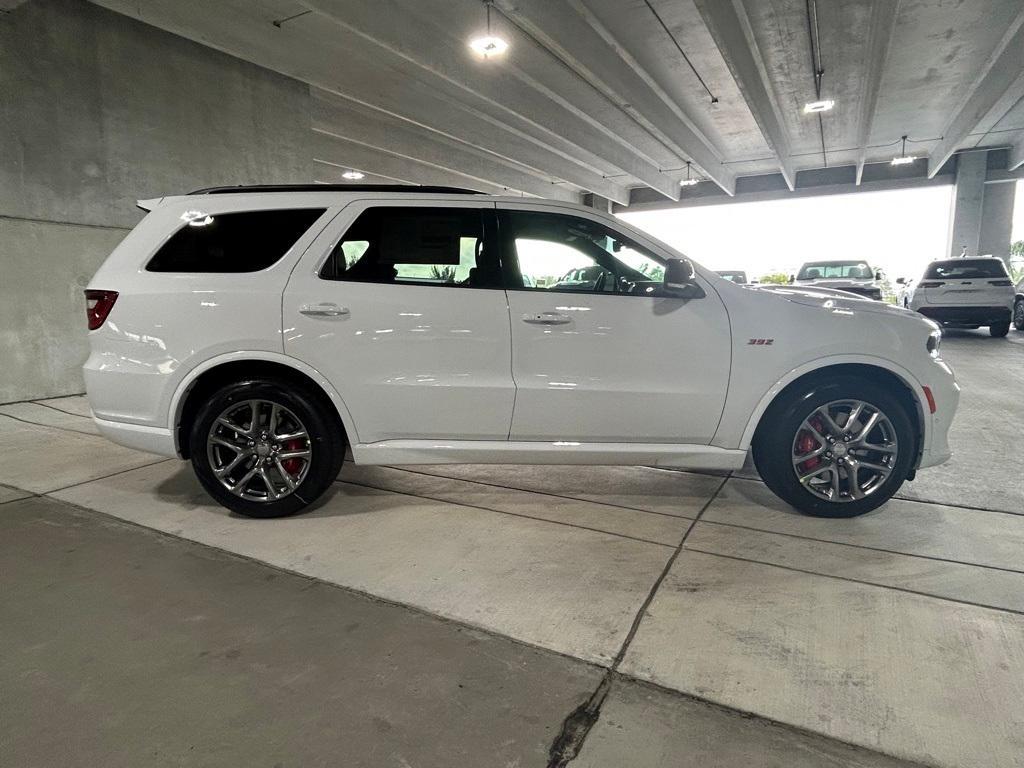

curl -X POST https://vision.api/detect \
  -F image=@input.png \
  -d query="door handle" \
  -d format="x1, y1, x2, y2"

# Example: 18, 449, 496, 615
522, 312, 571, 325
300, 303, 350, 318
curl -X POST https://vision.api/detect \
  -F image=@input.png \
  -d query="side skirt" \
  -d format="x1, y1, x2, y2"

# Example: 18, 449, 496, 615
351, 439, 746, 469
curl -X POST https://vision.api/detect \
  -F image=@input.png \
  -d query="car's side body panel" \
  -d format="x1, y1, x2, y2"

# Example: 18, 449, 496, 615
83, 195, 340, 427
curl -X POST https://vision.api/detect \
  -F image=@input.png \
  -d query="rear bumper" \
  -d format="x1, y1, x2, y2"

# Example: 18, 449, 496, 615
917, 305, 1011, 326
93, 416, 179, 458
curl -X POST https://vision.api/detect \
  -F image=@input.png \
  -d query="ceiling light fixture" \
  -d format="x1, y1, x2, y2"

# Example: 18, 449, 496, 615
679, 161, 700, 187
891, 135, 917, 166
803, 99, 834, 113
341, 170, 365, 180
469, 1, 508, 58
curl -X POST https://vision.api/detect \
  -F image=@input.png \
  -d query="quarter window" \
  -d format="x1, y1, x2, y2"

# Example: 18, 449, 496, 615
500, 210, 666, 295
146, 208, 325, 272
320, 207, 498, 288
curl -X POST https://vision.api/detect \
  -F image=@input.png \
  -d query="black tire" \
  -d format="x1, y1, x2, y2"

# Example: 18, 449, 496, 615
990, 321, 1010, 338
752, 375, 916, 518
189, 379, 345, 518
1012, 300, 1023, 330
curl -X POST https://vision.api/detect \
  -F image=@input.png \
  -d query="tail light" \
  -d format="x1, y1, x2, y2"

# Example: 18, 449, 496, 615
917, 281, 945, 288
988, 279, 1012, 286
85, 290, 118, 330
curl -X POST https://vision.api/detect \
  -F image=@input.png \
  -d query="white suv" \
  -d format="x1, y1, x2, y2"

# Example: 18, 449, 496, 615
904, 257, 1014, 337
84, 185, 958, 519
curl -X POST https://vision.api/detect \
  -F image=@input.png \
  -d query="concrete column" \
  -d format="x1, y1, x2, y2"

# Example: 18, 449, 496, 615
946, 151, 987, 258
978, 181, 1017, 268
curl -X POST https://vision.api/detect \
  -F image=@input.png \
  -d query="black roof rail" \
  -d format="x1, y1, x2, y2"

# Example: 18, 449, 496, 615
188, 184, 484, 195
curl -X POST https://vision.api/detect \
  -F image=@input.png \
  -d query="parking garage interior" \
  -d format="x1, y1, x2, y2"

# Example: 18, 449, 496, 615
2, 1, 1024, 767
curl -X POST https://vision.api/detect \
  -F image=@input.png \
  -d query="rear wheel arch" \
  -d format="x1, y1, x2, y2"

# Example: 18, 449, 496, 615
749, 363, 924, 465
175, 359, 350, 460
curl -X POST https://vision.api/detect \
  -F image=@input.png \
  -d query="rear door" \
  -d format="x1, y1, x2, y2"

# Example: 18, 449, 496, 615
283, 200, 515, 444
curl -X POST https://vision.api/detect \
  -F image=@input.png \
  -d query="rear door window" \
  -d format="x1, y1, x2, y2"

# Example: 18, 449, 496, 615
147, 208, 325, 272
319, 206, 497, 288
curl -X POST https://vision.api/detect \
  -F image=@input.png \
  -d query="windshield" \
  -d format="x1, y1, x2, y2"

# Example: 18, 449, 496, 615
924, 259, 1008, 280
797, 261, 874, 280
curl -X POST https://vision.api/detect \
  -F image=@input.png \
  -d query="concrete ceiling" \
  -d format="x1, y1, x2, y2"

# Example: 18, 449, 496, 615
89, 0, 1024, 204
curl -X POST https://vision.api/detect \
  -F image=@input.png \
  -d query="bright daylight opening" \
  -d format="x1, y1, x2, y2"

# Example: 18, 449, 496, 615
620, 184, 958, 288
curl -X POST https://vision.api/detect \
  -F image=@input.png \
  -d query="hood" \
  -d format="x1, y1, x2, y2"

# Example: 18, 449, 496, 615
751, 285, 912, 319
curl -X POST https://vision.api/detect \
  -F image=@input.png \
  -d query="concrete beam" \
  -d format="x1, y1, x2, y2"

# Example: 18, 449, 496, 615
302, 0, 683, 200
1009, 131, 1024, 171
312, 132, 545, 198
617, 158, 959, 212
311, 94, 579, 202
492, 0, 735, 195
928, 13, 1024, 178
88, 0, 663, 201
307, 86, 626, 204
854, 0, 901, 186
692, 0, 796, 191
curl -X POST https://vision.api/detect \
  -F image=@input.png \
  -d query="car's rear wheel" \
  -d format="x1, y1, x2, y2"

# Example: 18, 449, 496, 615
990, 321, 1010, 338
189, 379, 345, 518
752, 376, 916, 518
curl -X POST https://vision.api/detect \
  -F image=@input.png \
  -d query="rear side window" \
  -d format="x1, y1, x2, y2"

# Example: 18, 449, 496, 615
147, 208, 325, 272
319, 206, 497, 288
924, 259, 1008, 280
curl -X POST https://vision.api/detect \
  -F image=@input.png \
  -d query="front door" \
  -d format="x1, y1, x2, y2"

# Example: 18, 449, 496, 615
498, 204, 731, 444
284, 201, 514, 444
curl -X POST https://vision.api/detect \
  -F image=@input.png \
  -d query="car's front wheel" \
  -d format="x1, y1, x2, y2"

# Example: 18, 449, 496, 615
990, 321, 1010, 338
189, 379, 345, 518
752, 376, 916, 517
1014, 299, 1024, 331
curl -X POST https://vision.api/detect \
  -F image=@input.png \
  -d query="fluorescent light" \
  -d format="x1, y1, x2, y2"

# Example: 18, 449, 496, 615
891, 155, 917, 166
341, 170, 365, 180
679, 178, 699, 187
803, 99, 835, 114
469, 35, 508, 57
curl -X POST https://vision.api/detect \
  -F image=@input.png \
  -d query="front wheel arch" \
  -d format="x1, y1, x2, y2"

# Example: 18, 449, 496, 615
750, 364, 923, 469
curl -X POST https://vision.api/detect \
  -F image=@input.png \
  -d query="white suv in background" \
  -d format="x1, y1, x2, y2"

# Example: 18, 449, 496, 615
84, 185, 958, 519
904, 257, 1014, 337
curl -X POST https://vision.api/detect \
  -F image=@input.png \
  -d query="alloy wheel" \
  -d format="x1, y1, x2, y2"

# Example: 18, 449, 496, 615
791, 399, 898, 503
206, 399, 312, 502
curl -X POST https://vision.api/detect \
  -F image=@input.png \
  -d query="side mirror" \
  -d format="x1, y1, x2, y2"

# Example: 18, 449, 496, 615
662, 258, 704, 299
875, 270, 883, 281
895, 277, 905, 285
788, 275, 795, 284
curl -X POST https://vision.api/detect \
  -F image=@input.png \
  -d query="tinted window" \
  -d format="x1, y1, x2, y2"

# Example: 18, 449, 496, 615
924, 259, 1008, 280
320, 207, 496, 287
501, 210, 667, 295
147, 209, 325, 272
797, 261, 874, 280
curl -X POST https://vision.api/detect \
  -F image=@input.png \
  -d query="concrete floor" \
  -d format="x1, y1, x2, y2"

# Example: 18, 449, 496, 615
2, 329, 1023, 767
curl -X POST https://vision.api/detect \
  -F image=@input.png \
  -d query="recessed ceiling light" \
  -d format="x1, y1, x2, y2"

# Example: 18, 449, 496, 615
342, 170, 365, 180
803, 99, 835, 114
469, 35, 508, 57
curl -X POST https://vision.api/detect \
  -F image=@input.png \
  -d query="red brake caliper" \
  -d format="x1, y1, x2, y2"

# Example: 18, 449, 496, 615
796, 416, 825, 472
280, 439, 306, 476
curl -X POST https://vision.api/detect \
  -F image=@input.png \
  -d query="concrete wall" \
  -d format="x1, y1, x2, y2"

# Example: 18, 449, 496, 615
0, 0, 312, 402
